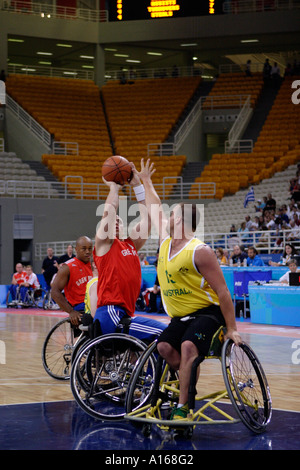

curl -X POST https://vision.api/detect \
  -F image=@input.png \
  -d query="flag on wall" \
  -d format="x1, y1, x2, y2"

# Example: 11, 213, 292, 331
243, 186, 255, 208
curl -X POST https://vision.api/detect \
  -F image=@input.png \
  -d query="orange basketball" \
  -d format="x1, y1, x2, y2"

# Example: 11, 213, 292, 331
102, 155, 133, 185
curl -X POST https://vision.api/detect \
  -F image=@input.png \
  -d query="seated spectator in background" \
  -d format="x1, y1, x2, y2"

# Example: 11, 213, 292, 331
24, 265, 40, 290
230, 244, 247, 266
147, 274, 165, 314
139, 253, 149, 266
245, 215, 253, 231
254, 198, 266, 213
42, 247, 59, 290
215, 247, 228, 266
8, 263, 28, 303
279, 259, 300, 284
238, 221, 249, 241
229, 224, 237, 237
269, 243, 298, 266
246, 247, 265, 266
58, 244, 75, 265
263, 59, 271, 83
287, 222, 300, 244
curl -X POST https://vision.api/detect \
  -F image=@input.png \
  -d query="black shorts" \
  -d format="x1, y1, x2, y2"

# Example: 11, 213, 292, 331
157, 305, 224, 359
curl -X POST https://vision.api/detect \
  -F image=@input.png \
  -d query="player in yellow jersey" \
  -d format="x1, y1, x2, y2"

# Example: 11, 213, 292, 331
136, 159, 242, 420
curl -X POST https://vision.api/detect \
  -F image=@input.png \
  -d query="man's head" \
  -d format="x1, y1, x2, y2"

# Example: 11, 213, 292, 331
75, 236, 93, 263
15, 263, 24, 273
26, 265, 33, 276
247, 247, 258, 259
233, 245, 241, 256
287, 259, 298, 272
168, 203, 200, 239
66, 244, 73, 256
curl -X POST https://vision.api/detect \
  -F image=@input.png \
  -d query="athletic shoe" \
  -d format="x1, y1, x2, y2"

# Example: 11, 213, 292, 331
170, 403, 189, 421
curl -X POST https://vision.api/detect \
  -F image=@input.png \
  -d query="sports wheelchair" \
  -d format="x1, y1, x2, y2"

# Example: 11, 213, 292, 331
125, 327, 272, 437
70, 318, 156, 421
42, 317, 89, 380
6, 285, 47, 308
42, 315, 155, 422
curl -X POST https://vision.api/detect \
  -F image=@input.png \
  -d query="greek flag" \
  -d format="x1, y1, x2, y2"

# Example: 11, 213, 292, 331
244, 186, 255, 208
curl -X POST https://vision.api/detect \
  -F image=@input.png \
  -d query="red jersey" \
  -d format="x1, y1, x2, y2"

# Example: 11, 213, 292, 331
13, 271, 28, 285
94, 238, 141, 316
63, 257, 93, 307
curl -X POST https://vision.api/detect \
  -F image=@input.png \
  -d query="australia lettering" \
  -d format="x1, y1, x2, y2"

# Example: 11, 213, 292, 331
163, 287, 192, 296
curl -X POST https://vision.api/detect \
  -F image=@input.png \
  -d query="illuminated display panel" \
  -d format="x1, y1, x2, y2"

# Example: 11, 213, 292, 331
108, 0, 225, 21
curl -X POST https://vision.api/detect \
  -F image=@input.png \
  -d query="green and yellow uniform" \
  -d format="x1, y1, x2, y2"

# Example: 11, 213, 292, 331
157, 237, 219, 318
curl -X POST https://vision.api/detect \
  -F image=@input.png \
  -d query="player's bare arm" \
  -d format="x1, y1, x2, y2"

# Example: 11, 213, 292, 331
95, 178, 121, 256
50, 265, 81, 327
129, 162, 151, 251
194, 244, 242, 345
136, 158, 169, 242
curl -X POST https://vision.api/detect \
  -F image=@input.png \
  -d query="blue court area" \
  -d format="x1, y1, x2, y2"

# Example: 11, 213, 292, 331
0, 400, 299, 450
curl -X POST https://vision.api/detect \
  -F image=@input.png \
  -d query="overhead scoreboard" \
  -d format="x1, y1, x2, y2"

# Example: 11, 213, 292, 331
108, 0, 225, 21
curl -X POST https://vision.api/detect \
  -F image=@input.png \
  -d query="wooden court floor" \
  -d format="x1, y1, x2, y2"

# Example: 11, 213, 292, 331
1, 308, 300, 450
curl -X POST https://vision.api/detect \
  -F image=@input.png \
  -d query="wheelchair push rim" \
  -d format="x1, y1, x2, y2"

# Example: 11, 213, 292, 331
70, 333, 156, 421
222, 339, 272, 434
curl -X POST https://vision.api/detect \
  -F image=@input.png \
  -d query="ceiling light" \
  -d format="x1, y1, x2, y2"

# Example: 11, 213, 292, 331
240, 39, 259, 43
105, 48, 117, 52
21, 68, 36, 72
126, 59, 141, 63
38, 61, 52, 65
8, 38, 24, 43
114, 53, 129, 57
63, 71, 78, 75
56, 43, 72, 48
80, 55, 94, 59
147, 52, 163, 56
180, 43, 197, 47
82, 65, 94, 69
37, 52, 53, 56
193, 57, 198, 61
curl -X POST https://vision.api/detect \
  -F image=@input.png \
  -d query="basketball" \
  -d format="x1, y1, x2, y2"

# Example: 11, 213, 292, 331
102, 155, 133, 185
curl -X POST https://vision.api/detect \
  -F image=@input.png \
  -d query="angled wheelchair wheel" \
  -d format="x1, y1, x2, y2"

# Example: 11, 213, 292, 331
70, 333, 153, 421
222, 339, 272, 434
42, 318, 84, 380
126, 341, 178, 419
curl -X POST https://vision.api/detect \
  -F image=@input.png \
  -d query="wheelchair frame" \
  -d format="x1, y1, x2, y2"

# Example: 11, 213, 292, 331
70, 332, 156, 421
125, 330, 272, 437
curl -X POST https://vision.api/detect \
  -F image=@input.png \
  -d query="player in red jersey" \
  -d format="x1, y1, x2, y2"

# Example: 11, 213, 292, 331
93, 163, 166, 343
51, 236, 93, 326
8, 263, 29, 304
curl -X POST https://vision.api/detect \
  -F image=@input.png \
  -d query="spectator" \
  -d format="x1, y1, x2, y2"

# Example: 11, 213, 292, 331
230, 244, 247, 266
8, 263, 28, 304
262, 59, 271, 84
279, 259, 300, 284
270, 62, 281, 86
269, 243, 297, 266
255, 198, 266, 212
58, 244, 75, 265
264, 193, 276, 213
238, 221, 249, 242
215, 247, 228, 266
139, 253, 149, 266
24, 265, 40, 290
287, 221, 300, 244
246, 247, 265, 266
42, 247, 59, 290
245, 59, 252, 77
147, 274, 165, 314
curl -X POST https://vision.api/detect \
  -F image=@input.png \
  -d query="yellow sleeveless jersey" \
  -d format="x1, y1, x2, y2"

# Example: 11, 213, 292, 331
84, 276, 98, 315
157, 237, 219, 318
